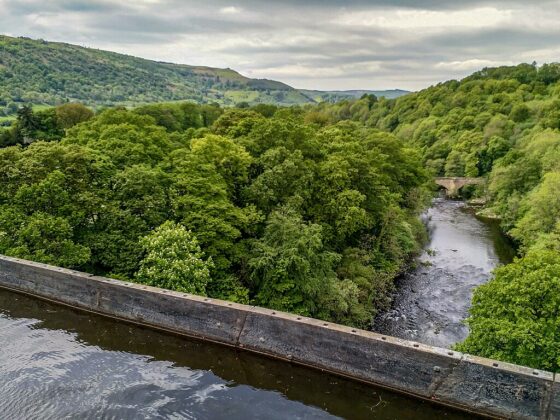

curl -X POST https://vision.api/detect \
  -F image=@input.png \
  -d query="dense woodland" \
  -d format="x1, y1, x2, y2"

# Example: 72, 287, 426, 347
304, 62, 560, 371
0, 101, 429, 329
1, 62, 559, 371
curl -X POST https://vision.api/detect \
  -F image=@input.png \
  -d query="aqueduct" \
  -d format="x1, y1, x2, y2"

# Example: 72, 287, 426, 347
434, 177, 485, 197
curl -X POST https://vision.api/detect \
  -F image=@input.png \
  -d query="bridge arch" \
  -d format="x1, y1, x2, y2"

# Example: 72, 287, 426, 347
435, 177, 484, 197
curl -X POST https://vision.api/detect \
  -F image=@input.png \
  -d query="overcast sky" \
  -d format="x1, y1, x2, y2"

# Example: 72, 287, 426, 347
1, 0, 558, 90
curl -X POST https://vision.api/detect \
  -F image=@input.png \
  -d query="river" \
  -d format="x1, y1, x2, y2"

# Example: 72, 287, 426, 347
0, 288, 475, 419
375, 197, 516, 348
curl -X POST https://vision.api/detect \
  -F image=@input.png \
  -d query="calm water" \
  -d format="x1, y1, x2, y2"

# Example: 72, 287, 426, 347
375, 198, 516, 348
0, 288, 476, 419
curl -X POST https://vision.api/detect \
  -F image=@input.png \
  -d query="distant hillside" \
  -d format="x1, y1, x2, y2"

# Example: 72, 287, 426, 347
0, 35, 314, 113
0, 35, 409, 118
300, 89, 409, 103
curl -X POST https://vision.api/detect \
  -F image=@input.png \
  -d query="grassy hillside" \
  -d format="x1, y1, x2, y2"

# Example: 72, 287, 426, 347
0, 35, 314, 114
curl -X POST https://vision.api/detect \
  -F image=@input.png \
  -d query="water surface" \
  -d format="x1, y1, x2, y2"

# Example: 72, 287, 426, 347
0, 288, 475, 419
375, 198, 515, 348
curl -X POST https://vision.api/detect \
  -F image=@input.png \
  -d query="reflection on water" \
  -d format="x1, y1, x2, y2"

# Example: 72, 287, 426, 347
375, 198, 516, 348
0, 288, 476, 419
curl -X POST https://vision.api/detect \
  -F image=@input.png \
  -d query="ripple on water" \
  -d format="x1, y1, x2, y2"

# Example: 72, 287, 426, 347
0, 289, 477, 420
374, 199, 515, 348
0, 313, 337, 420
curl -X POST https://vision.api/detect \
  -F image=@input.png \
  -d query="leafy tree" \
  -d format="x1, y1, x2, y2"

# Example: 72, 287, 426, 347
248, 208, 341, 316
0, 210, 90, 268
510, 104, 530, 122
190, 134, 252, 195
135, 221, 213, 294
456, 250, 560, 372
511, 172, 560, 248
15, 105, 38, 142
169, 149, 257, 274
55, 103, 94, 128
63, 109, 173, 168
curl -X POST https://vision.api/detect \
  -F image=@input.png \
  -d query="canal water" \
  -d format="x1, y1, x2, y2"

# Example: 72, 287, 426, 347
0, 288, 475, 419
375, 198, 516, 348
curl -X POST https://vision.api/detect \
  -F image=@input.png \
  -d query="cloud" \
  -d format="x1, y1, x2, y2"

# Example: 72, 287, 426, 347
0, 0, 558, 90
435, 59, 514, 71
219, 6, 241, 14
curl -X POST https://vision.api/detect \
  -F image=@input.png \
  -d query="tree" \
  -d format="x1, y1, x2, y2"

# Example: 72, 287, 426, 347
456, 250, 560, 372
14, 105, 38, 144
55, 103, 94, 128
511, 172, 560, 249
360, 93, 378, 109
63, 109, 173, 168
509, 104, 530, 122
190, 134, 252, 195
0, 210, 90, 268
248, 208, 340, 316
169, 150, 257, 274
135, 221, 213, 294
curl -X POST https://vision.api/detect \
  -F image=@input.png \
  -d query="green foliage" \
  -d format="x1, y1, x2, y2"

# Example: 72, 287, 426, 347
317, 62, 559, 182
510, 104, 530, 122
456, 250, 560, 372
295, 62, 560, 368
0, 103, 91, 147
0, 100, 429, 327
55, 103, 94, 128
136, 221, 213, 294
248, 208, 340, 316
0, 209, 90, 267
511, 172, 560, 249
330, 248, 394, 328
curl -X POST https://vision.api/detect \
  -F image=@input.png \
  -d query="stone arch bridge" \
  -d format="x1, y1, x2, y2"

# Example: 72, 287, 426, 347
434, 177, 485, 197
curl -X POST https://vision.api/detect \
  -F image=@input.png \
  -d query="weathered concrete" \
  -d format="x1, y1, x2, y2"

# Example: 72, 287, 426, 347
550, 375, 560, 420
435, 177, 485, 197
239, 309, 460, 398
0, 254, 557, 419
434, 354, 554, 419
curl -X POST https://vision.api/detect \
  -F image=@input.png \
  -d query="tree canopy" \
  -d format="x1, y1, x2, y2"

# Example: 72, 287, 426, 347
0, 101, 429, 328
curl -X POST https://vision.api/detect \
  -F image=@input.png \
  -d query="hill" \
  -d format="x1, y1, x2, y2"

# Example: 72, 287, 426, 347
0, 35, 409, 118
0, 35, 315, 113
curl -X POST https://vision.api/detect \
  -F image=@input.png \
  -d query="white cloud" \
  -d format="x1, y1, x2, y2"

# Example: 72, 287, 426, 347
219, 6, 241, 14
435, 59, 514, 71
335, 7, 512, 30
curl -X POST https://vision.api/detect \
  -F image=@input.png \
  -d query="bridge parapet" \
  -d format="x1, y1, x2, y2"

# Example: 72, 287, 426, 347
435, 177, 484, 197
